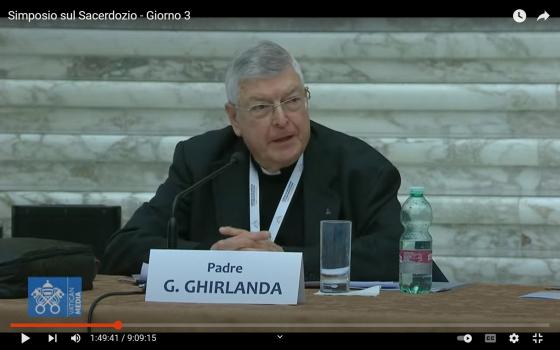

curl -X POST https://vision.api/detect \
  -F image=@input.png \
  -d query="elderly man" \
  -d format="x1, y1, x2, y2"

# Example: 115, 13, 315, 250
102, 40, 446, 282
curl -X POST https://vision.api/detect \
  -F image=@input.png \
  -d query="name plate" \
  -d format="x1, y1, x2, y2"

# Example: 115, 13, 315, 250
145, 249, 304, 304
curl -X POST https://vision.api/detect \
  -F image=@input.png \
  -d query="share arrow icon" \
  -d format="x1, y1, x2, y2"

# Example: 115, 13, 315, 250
537, 11, 550, 21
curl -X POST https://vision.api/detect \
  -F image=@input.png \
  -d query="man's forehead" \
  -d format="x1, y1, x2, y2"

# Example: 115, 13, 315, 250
238, 69, 302, 100
241, 84, 300, 101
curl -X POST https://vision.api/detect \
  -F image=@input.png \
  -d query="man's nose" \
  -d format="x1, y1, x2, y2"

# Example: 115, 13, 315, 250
271, 105, 289, 126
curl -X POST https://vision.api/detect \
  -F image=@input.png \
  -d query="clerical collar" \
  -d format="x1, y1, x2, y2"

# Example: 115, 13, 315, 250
260, 167, 281, 176
251, 157, 298, 177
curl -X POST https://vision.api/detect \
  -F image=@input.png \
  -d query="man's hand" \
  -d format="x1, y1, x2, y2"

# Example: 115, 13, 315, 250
211, 226, 284, 252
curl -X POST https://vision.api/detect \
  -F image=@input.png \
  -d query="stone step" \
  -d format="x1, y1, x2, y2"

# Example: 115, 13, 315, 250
0, 161, 168, 192
2, 160, 559, 196
2, 28, 560, 59
2, 107, 558, 138
0, 134, 181, 163
436, 256, 560, 284
0, 107, 229, 136
1, 191, 558, 285
1, 191, 558, 228
3, 55, 560, 83
2, 191, 552, 255
2, 134, 558, 167
1, 190, 557, 284
3, 193, 558, 249
431, 224, 560, 257
366, 138, 560, 167
2, 80, 557, 111
399, 165, 560, 196
399, 195, 560, 226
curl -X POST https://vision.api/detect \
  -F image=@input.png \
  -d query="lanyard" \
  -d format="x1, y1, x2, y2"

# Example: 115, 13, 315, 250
249, 154, 304, 241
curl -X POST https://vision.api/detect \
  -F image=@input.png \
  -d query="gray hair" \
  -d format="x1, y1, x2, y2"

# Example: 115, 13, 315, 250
225, 41, 305, 104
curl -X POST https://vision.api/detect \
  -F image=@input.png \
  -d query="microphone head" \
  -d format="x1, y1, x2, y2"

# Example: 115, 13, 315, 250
230, 152, 245, 164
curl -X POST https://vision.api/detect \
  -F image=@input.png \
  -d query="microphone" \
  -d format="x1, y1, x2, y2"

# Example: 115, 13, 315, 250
167, 152, 245, 249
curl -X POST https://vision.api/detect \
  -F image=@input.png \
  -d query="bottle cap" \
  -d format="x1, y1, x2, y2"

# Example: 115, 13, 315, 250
409, 186, 425, 196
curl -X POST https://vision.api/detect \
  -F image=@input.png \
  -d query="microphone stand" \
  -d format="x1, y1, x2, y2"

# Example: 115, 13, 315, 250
167, 153, 243, 249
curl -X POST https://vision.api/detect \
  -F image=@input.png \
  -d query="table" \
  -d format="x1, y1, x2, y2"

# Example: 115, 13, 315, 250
1, 275, 558, 333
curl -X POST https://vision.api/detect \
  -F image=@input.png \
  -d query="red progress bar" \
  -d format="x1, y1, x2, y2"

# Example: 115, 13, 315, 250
10, 320, 123, 330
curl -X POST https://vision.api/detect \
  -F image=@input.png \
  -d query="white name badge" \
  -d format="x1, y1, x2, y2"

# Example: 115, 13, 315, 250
145, 249, 305, 305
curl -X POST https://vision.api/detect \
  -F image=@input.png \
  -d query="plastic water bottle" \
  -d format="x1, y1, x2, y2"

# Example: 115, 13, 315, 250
399, 186, 433, 294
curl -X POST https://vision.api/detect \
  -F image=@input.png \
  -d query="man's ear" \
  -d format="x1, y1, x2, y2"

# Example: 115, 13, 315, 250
225, 103, 242, 137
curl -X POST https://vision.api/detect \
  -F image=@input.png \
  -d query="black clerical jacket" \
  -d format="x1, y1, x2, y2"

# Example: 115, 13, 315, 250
102, 121, 446, 282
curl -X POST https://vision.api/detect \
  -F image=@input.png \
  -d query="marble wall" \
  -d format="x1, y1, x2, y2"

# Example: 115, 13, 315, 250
0, 18, 558, 284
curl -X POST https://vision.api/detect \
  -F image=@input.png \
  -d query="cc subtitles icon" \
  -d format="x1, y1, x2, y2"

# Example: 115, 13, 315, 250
513, 9, 527, 23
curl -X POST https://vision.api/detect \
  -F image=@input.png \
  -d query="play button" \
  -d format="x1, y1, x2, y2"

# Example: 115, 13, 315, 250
21, 333, 30, 344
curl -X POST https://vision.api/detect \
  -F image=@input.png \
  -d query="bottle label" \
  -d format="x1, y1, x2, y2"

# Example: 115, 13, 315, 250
400, 250, 432, 264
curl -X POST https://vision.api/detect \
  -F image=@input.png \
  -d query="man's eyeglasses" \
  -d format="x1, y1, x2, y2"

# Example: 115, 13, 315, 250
236, 87, 310, 120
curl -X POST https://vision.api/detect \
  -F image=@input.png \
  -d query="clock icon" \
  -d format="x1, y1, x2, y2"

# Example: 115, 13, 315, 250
513, 9, 527, 23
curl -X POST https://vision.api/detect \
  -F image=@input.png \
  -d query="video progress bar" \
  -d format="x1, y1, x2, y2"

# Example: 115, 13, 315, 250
122, 323, 550, 328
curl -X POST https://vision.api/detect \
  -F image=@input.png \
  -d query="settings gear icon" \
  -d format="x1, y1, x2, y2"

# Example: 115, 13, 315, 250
509, 333, 520, 343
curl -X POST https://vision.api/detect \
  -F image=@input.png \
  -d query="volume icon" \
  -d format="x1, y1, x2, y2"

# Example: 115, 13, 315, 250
71, 334, 81, 343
